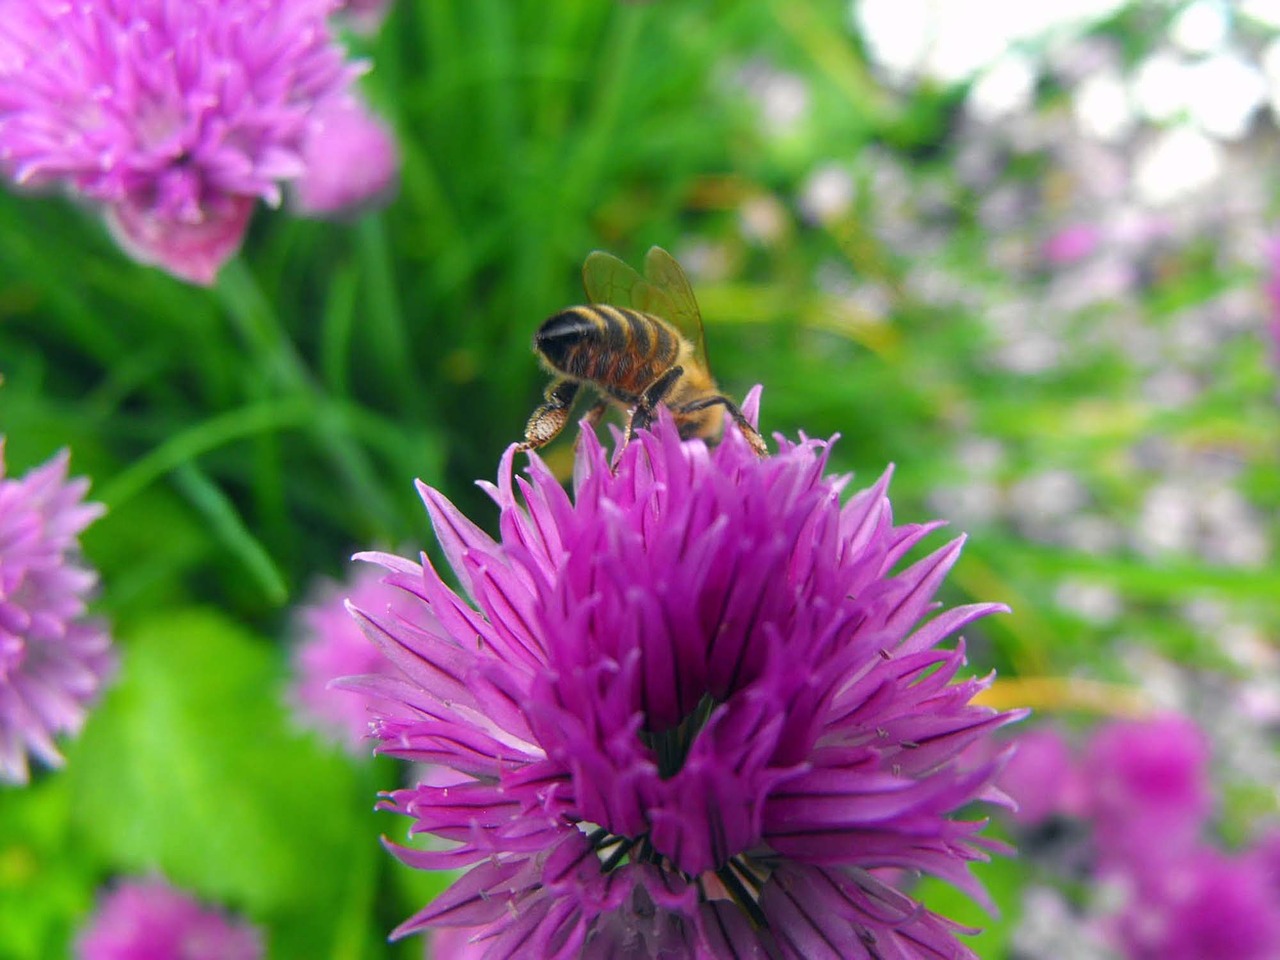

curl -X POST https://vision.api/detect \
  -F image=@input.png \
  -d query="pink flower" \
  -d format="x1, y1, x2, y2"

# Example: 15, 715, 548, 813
342, 396, 1022, 957
76, 877, 262, 960
996, 726, 1083, 826
0, 0, 361, 284
1109, 847, 1280, 960
334, 0, 396, 35
290, 96, 399, 218
0, 442, 112, 784
1042, 224, 1100, 266
1265, 234, 1280, 368
1084, 714, 1213, 872
289, 562, 410, 752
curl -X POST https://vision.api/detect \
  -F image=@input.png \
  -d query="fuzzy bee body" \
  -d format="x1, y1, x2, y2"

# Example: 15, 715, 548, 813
518, 248, 766, 456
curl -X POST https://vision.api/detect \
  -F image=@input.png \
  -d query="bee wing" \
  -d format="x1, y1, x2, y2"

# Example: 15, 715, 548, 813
642, 246, 710, 372
582, 247, 707, 367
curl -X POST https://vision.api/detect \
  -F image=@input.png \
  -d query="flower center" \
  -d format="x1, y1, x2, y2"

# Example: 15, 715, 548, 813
585, 825, 773, 931
638, 692, 716, 780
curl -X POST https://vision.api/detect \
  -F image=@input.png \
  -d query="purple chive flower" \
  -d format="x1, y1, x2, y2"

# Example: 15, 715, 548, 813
1041, 224, 1100, 267
996, 726, 1083, 827
0, 0, 361, 285
427, 926, 488, 959
289, 562, 410, 752
1083, 713, 1213, 872
1108, 847, 1280, 960
343, 394, 1021, 958
76, 877, 263, 960
0, 442, 112, 785
290, 95, 399, 218
1265, 234, 1280, 368
333, 0, 396, 34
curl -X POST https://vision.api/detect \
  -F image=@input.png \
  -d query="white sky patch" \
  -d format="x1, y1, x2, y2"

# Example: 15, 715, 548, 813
1134, 125, 1222, 205
1241, 0, 1280, 28
1131, 51, 1191, 122
1074, 68, 1136, 140
1262, 38, 1280, 120
855, 0, 1129, 84
968, 52, 1038, 121
1170, 0, 1229, 55
1185, 52, 1266, 139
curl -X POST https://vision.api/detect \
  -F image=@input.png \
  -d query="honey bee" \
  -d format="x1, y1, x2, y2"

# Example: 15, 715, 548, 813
518, 246, 768, 456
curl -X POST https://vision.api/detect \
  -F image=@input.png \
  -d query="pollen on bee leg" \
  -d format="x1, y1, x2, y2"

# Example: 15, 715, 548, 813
520, 407, 571, 451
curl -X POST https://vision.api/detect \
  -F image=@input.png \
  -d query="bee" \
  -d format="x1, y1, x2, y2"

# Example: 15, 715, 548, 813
518, 246, 768, 457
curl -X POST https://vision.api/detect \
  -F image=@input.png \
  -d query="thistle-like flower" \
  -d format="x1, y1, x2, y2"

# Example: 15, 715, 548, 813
0, 442, 112, 785
0, 0, 360, 284
76, 877, 262, 960
289, 562, 409, 752
345, 396, 1020, 958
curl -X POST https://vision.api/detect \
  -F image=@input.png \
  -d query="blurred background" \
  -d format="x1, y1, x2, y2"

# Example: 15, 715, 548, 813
1, 0, 1278, 957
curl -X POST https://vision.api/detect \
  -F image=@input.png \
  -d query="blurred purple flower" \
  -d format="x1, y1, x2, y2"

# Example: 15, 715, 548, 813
1084, 714, 1213, 872
1265, 234, 1280, 368
0, 442, 112, 785
996, 726, 1083, 826
334, 0, 396, 34
343, 395, 1021, 958
1250, 826, 1280, 898
290, 96, 399, 218
0, 0, 361, 284
289, 562, 409, 752
1109, 847, 1280, 960
76, 877, 262, 960
1042, 224, 1100, 266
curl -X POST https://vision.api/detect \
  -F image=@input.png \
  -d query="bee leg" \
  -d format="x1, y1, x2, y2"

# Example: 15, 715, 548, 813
674, 395, 769, 457
626, 366, 684, 442
518, 378, 580, 452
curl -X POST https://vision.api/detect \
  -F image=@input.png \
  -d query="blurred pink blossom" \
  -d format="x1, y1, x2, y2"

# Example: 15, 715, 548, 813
1109, 847, 1280, 960
288, 562, 408, 753
996, 726, 1085, 826
1084, 714, 1213, 872
291, 97, 400, 218
76, 878, 262, 960
1042, 224, 1100, 265
0, 1, 360, 284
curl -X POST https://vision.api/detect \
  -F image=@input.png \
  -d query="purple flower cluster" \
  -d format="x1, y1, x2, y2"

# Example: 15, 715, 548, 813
288, 562, 409, 753
999, 716, 1280, 960
0, 0, 363, 284
76, 877, 262, 960
0, 443, 112, 785
344, 399, 1021, 958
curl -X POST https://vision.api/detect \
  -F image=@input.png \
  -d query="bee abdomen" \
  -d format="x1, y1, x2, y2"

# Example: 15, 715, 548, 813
535, 305, 678, 390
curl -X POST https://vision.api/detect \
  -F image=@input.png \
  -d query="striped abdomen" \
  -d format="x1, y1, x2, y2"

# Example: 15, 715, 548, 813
534, 305, 681, 398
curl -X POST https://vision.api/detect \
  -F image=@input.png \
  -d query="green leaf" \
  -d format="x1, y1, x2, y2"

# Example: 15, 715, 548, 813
67, 608, 381, 957
0, 775, 95, 960
913, 851, 1027, 958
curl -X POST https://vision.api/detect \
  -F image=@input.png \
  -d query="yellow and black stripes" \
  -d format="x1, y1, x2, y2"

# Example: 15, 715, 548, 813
533, 305, 680, 396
